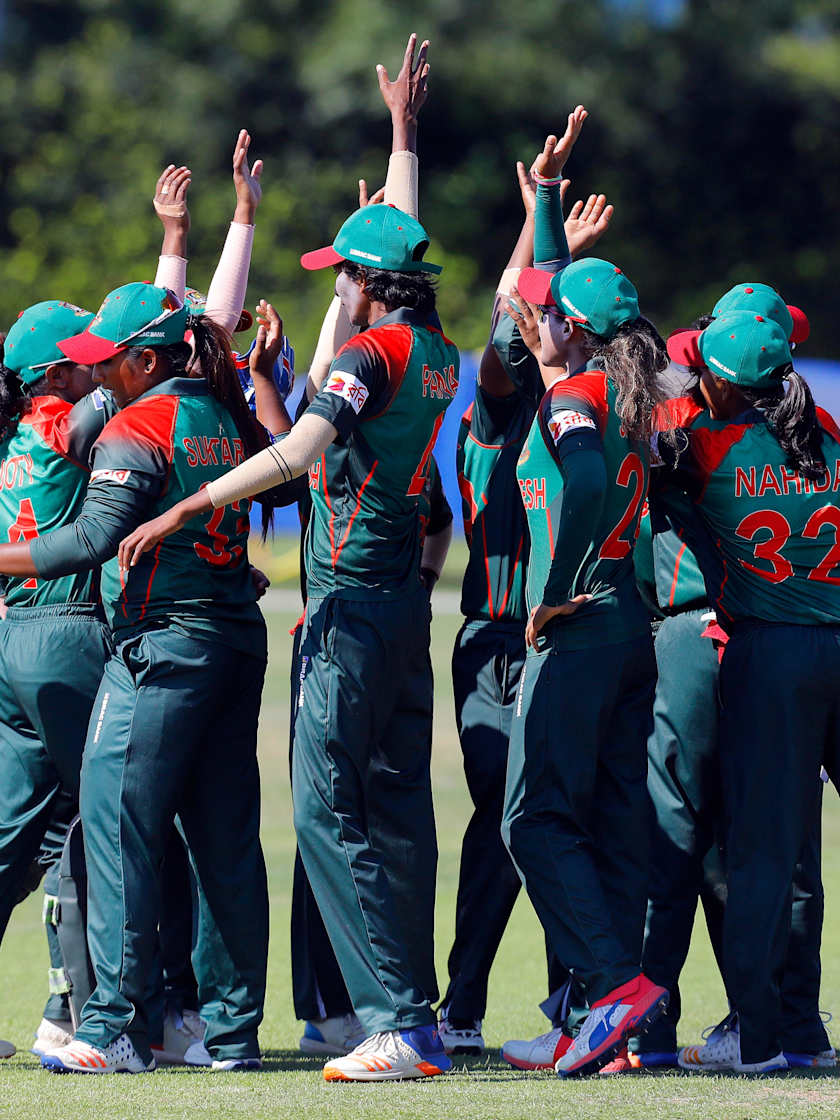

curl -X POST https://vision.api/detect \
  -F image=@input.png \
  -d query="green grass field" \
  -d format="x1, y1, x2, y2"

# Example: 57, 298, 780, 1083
2, 602, 840, 1118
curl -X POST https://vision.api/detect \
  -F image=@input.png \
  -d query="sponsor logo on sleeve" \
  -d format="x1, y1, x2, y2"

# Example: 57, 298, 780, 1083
547, 409, 597, 443
90, 468, 131, 485
325, 370, 369, 414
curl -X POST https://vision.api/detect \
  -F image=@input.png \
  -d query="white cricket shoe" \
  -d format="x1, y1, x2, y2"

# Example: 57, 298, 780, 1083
323, 1025, 451, 1082
151, 1007, 211, 1066
438, 1012, 484, 1056
679, 1013, 787, 1073
32, 1017, 73, 1057
502, 1026, 572, 1070
299, 1012, 365, 1056
41, 1034, 155, 1074
0, 1039, 14, 1059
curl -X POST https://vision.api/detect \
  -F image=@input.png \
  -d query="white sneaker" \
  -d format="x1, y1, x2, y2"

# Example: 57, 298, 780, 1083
210, 1056, 262, 1071
679, 1012, 740, 1071
32, 1017, 73, 1057
323, 1025, 451, 1082
502, 1027, 573, 1071
679, 1014, 788, 1073
438, 1013, 484, 1056
0, 1039, 14, 1059
299, 1012, 365, 1056
151, 1008, 211, 1066
41, 1034, 155, 1074
784, 1047, 836, 1069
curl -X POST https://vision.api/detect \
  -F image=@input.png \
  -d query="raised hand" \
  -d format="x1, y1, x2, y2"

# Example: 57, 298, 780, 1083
250, 300, 284, 378
232, 129, 263, 224
565, 193, 615, 258
503, 284, 542, 358
358, 180, 386, 208
154, 164, 191, 228
377, 33, 430, 126
531, 107, 588, 181
517, 161, 569, 219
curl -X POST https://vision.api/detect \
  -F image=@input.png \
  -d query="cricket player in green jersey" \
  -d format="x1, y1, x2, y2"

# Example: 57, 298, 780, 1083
0, 301, 116, 1056
120, 203, 459, 1082
0, 283, 277, 1074
634, 289, 831, 1072
654, 310, 840, 1072
497, 138, 669, 1076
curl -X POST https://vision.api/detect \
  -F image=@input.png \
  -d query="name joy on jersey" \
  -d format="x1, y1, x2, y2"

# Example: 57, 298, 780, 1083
735, 460, 840, 499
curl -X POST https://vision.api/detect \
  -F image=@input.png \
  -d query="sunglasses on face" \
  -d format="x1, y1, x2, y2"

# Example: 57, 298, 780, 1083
537, 306, 565, 324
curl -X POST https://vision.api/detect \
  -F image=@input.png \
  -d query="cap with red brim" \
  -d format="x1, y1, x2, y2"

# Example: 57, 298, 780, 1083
788, 305, 809, 345
666, 328, 703, 368
301, 246, 344, 271
57, 330, 126, 365
300, 204, 442, 275
517, 268, 555, 307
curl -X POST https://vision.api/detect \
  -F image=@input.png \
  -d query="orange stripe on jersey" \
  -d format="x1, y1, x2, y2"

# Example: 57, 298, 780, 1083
99, 394, 179, 469
654, 395, 704, 432
138, 542, 163, 621
668, 542, 687, 608
21, 397, 83, 467
689, 424, 752, 498
332, 460, 379, 568
496, 532, 525, 618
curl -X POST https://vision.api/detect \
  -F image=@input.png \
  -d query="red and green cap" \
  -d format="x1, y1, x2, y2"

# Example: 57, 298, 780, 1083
713, 283, 809, 345
3, 300, 95, 384
517, 258, 640, 340
300, 204, 442, 275
58, 283, 188, 365
668, 310, 792, 388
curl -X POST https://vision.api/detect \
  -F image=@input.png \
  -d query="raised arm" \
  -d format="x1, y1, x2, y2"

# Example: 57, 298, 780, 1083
153, 163, 191, 298
204, 129, 262, 334
306, 33, 430, 401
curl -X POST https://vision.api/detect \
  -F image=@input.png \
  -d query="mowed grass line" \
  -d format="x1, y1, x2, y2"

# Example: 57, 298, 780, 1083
1, 607, 839, 1118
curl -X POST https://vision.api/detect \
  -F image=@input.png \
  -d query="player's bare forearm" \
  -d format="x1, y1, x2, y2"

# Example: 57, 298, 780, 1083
0, 542, 38, 577
118, 489, 212, 572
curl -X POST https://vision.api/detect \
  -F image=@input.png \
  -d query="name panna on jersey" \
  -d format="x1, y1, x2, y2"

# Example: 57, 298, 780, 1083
422, 364, 458, 400
518, 477, 546, 510
182, 437, 246, 468
0, 453, 33, 490
734, 460, 840, 498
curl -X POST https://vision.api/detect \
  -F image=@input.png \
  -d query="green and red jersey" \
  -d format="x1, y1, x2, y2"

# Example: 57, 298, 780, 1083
635, 499, 708, 617
658, 396, 840, 627
516, 362, 650, 649
304, 307, 459, 598
0, 388, 115, 607
31, 377, 262, 652
456, 313, 541, 624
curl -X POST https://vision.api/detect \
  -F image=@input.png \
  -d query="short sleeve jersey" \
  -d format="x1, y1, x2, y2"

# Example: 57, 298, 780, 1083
33, 378, 263, 652
304, 307, 459, 598
662, 397, 840, 626
0, 388, 115, 607
456, 312, 541, 624
516, 364, 651, 648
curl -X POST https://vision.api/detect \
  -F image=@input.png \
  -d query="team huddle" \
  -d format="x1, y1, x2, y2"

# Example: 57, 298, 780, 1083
0, 34, 837, 1083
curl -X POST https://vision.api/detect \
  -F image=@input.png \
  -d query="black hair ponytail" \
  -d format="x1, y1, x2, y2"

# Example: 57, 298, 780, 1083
583, 316, 668, 441
741, 366, 826, 481
0, 355, 31, 442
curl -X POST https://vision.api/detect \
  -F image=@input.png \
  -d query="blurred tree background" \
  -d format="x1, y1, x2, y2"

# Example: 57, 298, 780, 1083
0, 0, 838, 358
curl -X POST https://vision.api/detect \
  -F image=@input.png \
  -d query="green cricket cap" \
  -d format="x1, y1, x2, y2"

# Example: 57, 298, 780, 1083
58, 283, 188, 365
696, 310, 792, 387
712, 282, 809, 344
300, 204, 442, 275
518, 258, 640, 340
4, 300, 95, 384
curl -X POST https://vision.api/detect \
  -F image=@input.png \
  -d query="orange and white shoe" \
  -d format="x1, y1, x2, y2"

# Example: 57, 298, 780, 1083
323, 1025, 451, 1082
599, 1045, 636, 1075
41, 1034, 155, 1074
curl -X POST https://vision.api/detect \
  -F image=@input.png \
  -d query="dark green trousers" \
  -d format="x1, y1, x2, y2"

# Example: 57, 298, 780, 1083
442, 619, 525, 1022
76, 626, 268, 1063
719, 622, 840, 1064
640, 611, 828, 1054
292, 590, 438, 1035
502, 631, 655, 1004
288, 622, 352, 1022
0, 603, 110, 1030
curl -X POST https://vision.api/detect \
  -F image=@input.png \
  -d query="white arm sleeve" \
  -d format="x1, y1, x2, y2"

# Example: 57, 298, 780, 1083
497, 267, 522, 297
204, 222, 255, 334
206, 413, 337, 508
154, 255, 187, 302
384, 151, 419, 218
306, 296, 356, 400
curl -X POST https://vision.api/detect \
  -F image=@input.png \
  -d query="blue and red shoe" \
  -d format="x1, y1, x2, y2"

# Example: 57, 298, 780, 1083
555, 974, 668, 1078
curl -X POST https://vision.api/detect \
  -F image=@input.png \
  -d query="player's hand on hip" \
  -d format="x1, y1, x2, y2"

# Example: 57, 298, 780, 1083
525, 596, 592, 650
249, 565, 271, 599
